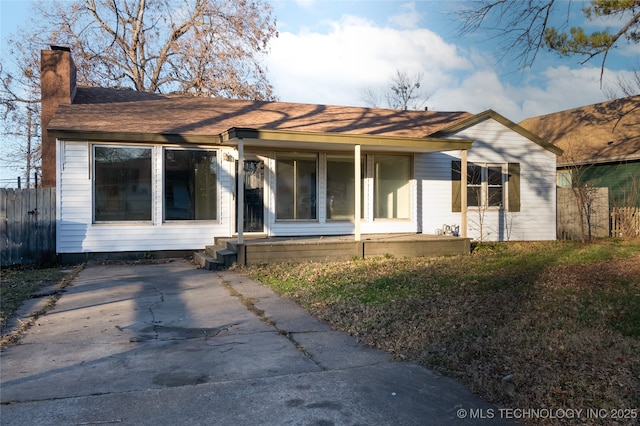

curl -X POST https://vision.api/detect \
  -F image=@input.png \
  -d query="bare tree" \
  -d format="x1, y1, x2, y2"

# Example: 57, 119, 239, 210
604, 65, 640, 99
360, 87, 385, 110
0, 62, 41, 186
558, 139, 611, 243
360, 69, 432, 110
1, 0, 278, 183
455, 0, 640, 79
31, 0, 278, 98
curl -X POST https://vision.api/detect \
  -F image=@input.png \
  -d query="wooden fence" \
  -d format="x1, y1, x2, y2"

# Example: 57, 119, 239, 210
610, 207, 640, 238
557, 187, 609, 240
557, 188, 640, 240
1, 188, 56, 265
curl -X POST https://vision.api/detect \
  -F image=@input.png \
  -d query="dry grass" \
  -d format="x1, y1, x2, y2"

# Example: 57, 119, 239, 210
240, 239, 640, 425
1, 264, 83, 345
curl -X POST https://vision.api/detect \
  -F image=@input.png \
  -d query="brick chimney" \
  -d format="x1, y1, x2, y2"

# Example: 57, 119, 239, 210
40, 46, 76, 187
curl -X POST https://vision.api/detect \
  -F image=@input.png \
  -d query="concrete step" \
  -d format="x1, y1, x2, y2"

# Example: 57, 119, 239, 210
193, 251, 225, 271
204, 245, 225, 258
196, 244, 238, 270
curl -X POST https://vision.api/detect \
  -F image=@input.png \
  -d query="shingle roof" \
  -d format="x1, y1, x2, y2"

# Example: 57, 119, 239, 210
48, 87, 473, 140
519, 95, 640, 166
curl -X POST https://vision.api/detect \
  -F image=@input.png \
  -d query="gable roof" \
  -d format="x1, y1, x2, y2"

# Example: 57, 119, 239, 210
47, 87, 475, 152
519, 95, 640, 166
432, 109, 563, 156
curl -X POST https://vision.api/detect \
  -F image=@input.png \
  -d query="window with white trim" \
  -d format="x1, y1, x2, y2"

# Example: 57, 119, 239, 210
94, 146, 152, 222
452, 161, 520, 213
326, 155, 367, 220
467, 163, 504, 208
164, 149, 218, 221
276, 153, 318, 220
373, 155, 411, 219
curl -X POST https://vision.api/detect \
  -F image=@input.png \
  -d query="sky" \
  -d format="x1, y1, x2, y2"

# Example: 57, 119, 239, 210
1, 0, 638, 184
264, 0, 637, 120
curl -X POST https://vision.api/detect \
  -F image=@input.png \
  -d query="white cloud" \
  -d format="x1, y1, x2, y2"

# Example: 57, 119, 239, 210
431, 69, 519, 115
266, 14, 469, 107
429, 65, 624, 122
617, 41, 640, 60
389, 2, 422, 29
265, 10, 620, 123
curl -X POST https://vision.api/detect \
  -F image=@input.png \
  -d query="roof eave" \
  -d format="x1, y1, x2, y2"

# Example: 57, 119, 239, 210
49, 127, 474, 153
222, 127, 473, 152
558, 154, 640, 168
47, 129, 221, 145
432, 109, 564, 156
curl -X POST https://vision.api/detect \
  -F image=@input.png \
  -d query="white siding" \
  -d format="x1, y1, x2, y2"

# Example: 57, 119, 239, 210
57, 141, 232, 253
418, 118, 557, 241
58, 143, 420, 253
58, 117, 556, 254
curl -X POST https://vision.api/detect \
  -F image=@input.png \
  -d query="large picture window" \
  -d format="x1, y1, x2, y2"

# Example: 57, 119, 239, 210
276, 153, 317, 220
164, 149, 217, 221
374, 155, 411, 219
94, 146, 152, 222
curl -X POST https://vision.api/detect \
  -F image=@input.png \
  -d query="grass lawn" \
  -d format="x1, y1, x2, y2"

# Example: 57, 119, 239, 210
241, 239, 640, 425
0, 265, 80, 341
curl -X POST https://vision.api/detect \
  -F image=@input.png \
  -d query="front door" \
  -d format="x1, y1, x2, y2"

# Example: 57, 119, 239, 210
236, 159, 265, 233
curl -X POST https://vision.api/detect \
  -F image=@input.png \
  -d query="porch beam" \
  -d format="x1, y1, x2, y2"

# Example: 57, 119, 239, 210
461, 149, 468, 238
222, 128, 474, 152
354, 144, 361, 242
237, 138, 245, 245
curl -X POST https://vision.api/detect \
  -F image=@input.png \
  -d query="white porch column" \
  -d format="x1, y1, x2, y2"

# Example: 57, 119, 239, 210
460, 149, 468, 238
354, 144, 361, 242
237, 138, 245, 245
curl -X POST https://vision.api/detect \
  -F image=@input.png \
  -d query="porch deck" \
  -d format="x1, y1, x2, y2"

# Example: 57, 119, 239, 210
215, 233, 471, 266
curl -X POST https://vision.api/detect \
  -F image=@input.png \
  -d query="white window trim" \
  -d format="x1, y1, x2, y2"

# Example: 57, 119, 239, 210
275, 152, 320, 222
162, 146, 221, 224
92, 143, 154, 224
467, 162, 507, 210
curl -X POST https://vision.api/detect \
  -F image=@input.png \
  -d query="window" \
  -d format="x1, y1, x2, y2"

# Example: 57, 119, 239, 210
94, 146, 152, 222
452, 161, 520, 212
466, 163, 483, 207
276, 153, 317, 220
467, 163, 504, 208
164, 149, 217, 221
374, 155, 411, 219
486, 166, 503, 207
557, 170, 572, 188
327, 155, 361, 220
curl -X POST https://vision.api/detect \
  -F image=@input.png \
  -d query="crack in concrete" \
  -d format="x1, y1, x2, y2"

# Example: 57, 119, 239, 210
147, 286, 166, 340
221, 279, 326, 371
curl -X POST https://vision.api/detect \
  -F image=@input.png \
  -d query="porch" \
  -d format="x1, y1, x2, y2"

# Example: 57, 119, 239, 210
195, 234, 471, 269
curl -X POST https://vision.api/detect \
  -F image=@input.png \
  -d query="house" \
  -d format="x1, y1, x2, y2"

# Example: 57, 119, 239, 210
41, 47, 561, 263
520, 96, 640, 238
519, 95, 640, 206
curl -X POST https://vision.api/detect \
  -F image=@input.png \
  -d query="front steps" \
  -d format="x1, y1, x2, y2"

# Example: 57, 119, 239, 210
193, 243, 237, 271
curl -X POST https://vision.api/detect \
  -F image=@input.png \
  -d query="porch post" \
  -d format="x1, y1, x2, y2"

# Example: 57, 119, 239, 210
354, 144, 361, 241
460, 149, 468, 238
237, 138, 245, 245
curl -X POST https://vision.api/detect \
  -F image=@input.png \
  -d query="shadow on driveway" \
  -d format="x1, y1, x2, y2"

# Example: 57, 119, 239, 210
0, 259, 514, 425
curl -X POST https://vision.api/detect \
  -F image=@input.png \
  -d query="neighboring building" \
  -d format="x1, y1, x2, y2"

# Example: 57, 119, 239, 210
41, 47, 561, 258
520, 95, 640, 208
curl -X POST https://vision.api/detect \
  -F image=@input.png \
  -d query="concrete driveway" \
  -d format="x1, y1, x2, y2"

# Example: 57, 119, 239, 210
1, 260, 513, 425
